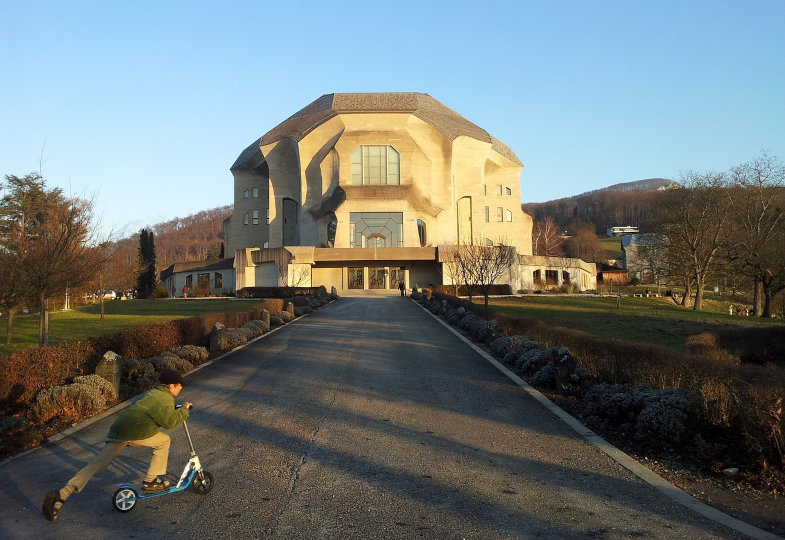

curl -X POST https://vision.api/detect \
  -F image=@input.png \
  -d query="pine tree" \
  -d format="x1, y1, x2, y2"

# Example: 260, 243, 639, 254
136, 229, 157, 298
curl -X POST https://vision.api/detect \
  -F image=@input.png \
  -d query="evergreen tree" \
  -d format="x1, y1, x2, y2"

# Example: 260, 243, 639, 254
136, 228, 157, 298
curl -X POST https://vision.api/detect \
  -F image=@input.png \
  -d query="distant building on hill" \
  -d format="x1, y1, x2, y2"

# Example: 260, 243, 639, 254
606, 226, 639, 237
622, 234, 666, 284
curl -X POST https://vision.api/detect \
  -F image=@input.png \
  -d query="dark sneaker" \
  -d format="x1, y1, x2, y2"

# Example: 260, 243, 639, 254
142, 477, 170, 492
43, 491, 63, 521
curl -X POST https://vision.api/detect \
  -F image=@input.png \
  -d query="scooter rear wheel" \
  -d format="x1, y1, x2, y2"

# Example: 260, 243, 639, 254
192, 470, 214, 495
113, 487, 138, 512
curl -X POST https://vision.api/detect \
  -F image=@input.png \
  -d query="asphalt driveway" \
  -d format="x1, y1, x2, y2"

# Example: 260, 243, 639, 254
0, 296, 757, 539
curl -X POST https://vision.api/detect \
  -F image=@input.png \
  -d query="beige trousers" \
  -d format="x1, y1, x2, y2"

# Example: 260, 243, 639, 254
67, 431, 171, 493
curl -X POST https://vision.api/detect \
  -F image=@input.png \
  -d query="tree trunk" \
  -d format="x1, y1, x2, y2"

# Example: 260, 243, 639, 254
681, 280, 692, 306
38, 291, 49, 345
4, 310, 13, 345
752, 276, 761, 316
693, 277, 704, 310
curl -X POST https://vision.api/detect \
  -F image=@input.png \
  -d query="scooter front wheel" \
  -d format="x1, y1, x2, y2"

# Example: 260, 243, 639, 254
113, 487, 138, 512
192, 470, 214, 495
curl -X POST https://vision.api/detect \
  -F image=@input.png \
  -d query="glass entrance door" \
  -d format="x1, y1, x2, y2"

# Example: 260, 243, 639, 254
348, 268, 363, 289
369, 267, 387, 289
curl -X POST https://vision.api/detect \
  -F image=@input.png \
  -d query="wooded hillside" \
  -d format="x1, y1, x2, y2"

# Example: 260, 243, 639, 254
523, 180, 675, 235
111, 205, 232, 279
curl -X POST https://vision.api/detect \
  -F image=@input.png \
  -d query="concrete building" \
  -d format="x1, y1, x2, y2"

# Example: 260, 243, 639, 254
224, 92, 596, 293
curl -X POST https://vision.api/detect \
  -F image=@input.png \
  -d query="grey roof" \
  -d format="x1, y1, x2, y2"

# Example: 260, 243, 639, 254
232, 93, 521, 169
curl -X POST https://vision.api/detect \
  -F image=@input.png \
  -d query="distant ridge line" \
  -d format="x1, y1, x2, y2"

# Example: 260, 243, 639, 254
572, 178, 674, 198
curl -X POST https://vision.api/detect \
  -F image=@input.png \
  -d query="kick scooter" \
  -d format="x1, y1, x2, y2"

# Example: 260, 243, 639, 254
112, 406, 214, 512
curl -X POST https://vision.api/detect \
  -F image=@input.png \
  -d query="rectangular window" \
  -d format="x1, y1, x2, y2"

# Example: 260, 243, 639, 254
497, 207, 503, 222
243, 212, 249, 225
197, 273, 210, 287
252, 187, 259, 197
252, 209, 259, 225
484, 206, 490, 222
243, 189, 249, 198
506, 209, 512, 222
215, 272, 223, 288
351, 145, 400, 185
545, 270, 558, 285
496, 185, 502, 196
506, 187, 512, 196
484, 185, 487, 196
185, 274, 193, 287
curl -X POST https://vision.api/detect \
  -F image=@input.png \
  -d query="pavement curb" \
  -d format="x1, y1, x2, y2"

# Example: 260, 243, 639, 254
414, 299, 782, 540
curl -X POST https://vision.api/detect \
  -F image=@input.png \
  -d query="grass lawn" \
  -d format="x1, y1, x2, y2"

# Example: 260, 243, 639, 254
0, 298, 263, 356
599, 236, 623, 260
488, 294, 784, 350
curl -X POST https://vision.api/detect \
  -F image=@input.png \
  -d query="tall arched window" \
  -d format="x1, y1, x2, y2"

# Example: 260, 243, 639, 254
351, 146, 400, 185
327, 214, 337, 248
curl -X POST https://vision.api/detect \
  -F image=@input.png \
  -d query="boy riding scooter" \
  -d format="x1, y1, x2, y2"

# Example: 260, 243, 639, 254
43, 368, 192, 521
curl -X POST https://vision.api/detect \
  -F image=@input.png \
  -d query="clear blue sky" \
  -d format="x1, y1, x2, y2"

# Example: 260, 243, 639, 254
2, 0, 783, 239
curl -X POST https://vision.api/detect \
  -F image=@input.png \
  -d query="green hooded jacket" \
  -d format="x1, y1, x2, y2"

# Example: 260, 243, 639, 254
107, 385, 189, 441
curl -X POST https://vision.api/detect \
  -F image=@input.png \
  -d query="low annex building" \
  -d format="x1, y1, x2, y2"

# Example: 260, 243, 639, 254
222, 92, 596, 293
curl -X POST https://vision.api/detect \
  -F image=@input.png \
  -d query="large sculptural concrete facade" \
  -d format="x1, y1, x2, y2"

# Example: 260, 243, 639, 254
224, 92, 594, 293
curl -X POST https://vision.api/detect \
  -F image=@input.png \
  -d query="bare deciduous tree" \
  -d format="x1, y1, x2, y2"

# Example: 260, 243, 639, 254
656, 172, 731, 310
532, 217, 563, 256
725, 152, 785, 317
443, 238, 517, 306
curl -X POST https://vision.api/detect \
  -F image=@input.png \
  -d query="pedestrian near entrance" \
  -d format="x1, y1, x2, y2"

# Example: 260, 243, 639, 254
42, 369, 193, 521
398, 280, 406, 296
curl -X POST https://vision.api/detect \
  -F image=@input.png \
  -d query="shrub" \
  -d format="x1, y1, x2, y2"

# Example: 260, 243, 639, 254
152, 286, 169, 299
30, 383, 108, 423
168, 345, 209, 366
151, 354, 193, 374
123, 358, 157, 393
632, 387, 702, 447
489, 335, 529, 358
278, 311, 294, 323
261, 299, 285, 314
242, 320, 269, 336
0, 340, 99, 406
73, 374, 118, 401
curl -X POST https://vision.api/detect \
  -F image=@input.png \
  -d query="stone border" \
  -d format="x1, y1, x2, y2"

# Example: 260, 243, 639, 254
414, 300, 782, 540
